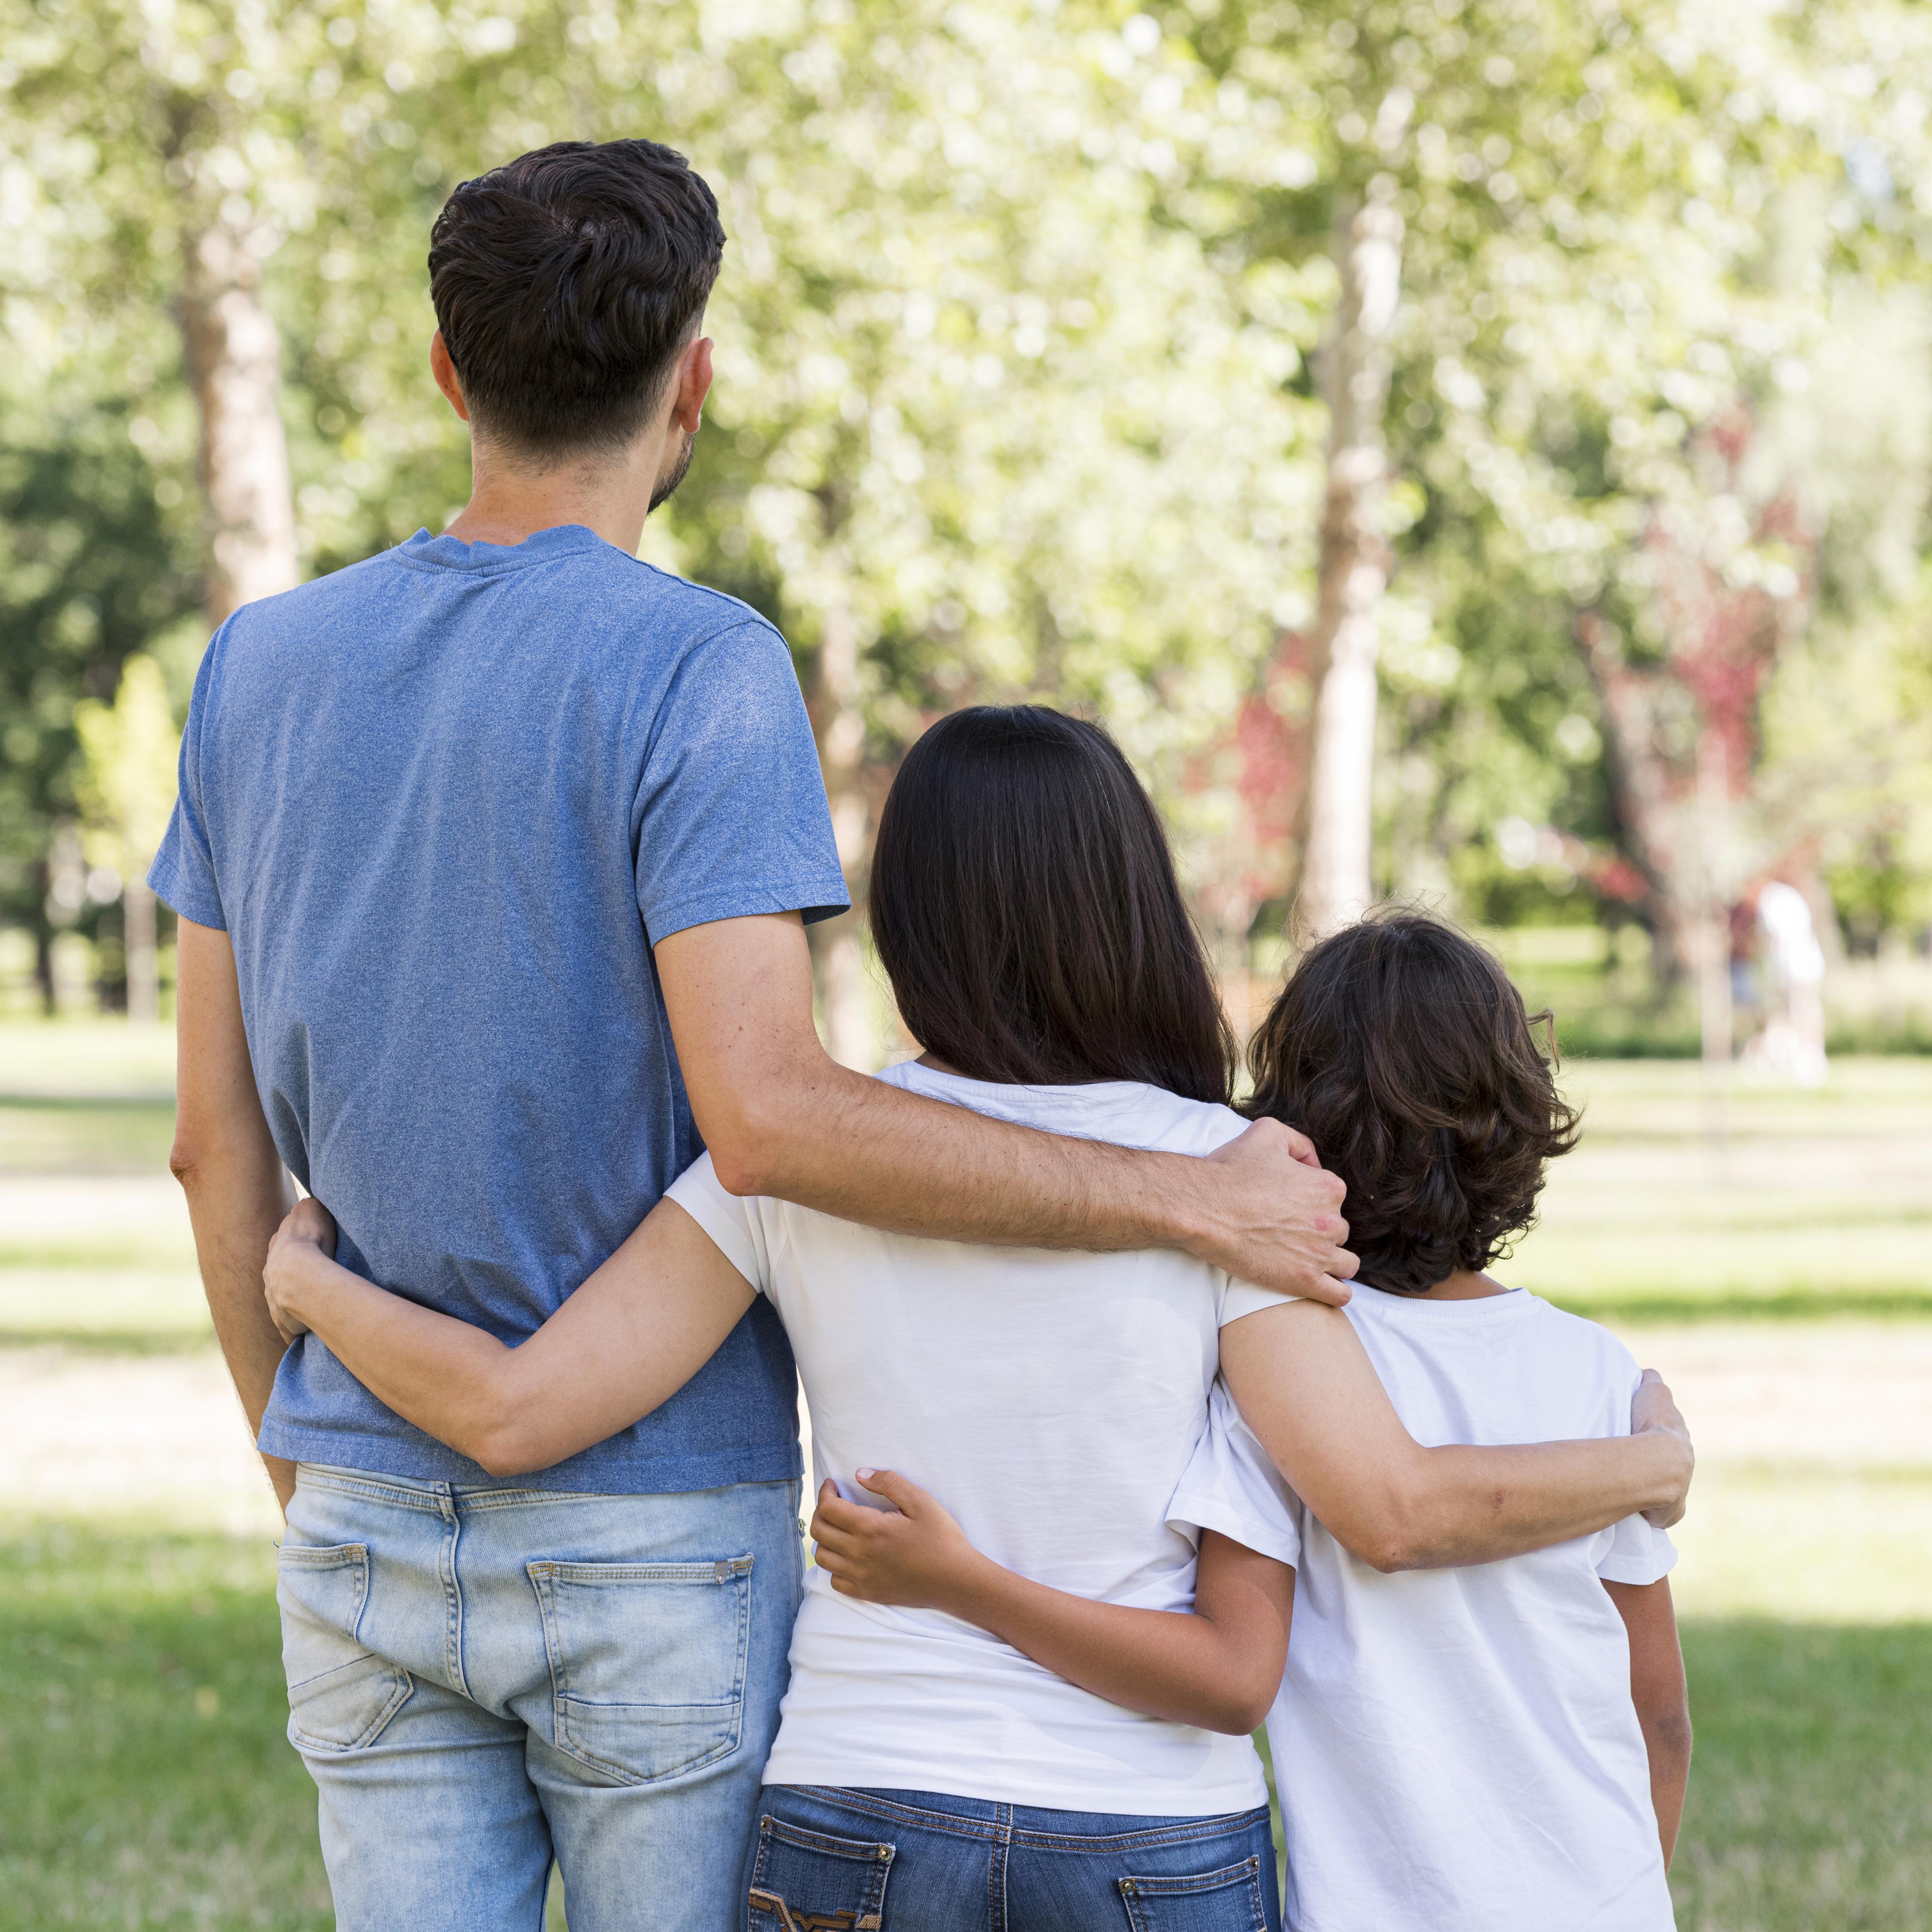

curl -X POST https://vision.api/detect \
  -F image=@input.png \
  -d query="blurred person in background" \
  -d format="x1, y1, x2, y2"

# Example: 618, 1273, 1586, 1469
1749, 879, 1829, 1083
149, 139, 1359, 1932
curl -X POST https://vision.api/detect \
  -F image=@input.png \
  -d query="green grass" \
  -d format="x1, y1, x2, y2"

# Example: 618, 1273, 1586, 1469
1675, 1621, 1932, 1931
2, 1523, 1924, 1931
3, 1020, 1929, 1927
1513, 1058, 1932, 1318
0, 1524, 331, 1932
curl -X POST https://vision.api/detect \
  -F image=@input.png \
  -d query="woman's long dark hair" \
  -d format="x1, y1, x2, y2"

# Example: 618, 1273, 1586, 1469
869, 706, 1234, 1103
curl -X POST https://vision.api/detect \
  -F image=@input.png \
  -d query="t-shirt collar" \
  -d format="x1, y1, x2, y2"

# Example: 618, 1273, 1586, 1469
396, 523, 612, 573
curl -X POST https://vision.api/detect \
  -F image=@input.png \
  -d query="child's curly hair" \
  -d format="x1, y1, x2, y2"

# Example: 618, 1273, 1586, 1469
1246, 911, 1581, 1295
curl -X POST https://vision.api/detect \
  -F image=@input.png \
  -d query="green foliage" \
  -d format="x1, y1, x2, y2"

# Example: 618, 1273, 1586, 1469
3, 0, 1931, 966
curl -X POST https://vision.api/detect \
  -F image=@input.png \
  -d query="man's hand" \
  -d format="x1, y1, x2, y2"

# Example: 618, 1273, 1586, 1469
658, 912, 1358, 1299
1189, 1119, 1355, 1305
1632, 1369, 1694, 1528
809, 1469, 985, 1611
263, 1197, 341, 1345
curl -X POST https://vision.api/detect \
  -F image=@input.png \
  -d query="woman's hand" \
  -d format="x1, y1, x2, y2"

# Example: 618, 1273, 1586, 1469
1632, 1369, 1694, 1528
809, 1469, 987, 1611
263, 1196, 341, 1344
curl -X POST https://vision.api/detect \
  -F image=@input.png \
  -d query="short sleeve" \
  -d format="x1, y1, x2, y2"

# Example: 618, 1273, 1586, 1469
147, 633, 228, 930
1166, 1381, 1303, 1569
664, 1152, 777, 1296
632, 620, 851, 944
1594, 1514, 1678, 1586
1218, 1279, 1299, 1327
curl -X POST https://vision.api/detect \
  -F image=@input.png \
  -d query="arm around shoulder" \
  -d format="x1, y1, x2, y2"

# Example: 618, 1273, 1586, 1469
1219, 1302, 1696, 1571
654, 912, 1358, 1300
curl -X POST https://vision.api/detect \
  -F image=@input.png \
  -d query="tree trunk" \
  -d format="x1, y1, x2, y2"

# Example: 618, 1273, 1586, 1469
1297, 193, 1403, 940
124, 878, 161, 1025
808, 596, 875, 1070
180, 224, 300, 626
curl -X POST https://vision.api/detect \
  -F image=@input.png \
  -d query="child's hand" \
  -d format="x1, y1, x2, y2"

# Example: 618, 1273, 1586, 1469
810, 1469, 987, 1611
263, 1197, 340, 1344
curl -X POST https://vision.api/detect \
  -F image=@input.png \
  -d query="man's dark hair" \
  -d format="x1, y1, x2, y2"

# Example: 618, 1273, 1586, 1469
428, 139, 724, 461
1246, 911, 1581, 1293
870, 706, 1235, 1104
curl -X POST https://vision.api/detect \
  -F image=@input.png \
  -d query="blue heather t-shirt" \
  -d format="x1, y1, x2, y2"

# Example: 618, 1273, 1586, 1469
150, 524, 850, 1492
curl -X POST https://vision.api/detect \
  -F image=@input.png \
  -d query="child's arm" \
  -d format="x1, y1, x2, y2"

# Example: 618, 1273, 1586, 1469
1603, 1577, 1693, 1865
810, 1468, 1293, 1735
1220, 1301, 1696, 1570
261, 1195, 755, 1476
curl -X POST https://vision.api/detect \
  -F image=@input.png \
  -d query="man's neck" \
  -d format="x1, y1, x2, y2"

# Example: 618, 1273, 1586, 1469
443, 440, 662, 556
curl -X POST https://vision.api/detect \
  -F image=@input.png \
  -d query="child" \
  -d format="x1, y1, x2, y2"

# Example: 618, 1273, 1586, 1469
816, 912, 1690, 1931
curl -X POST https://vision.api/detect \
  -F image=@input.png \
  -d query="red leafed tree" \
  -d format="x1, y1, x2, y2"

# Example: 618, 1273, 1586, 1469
1190, 632, 1314, 1039
1581, 405, 1815, 981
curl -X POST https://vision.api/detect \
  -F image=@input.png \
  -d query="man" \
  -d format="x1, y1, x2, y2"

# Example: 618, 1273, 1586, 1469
154, 140, 1357, 1932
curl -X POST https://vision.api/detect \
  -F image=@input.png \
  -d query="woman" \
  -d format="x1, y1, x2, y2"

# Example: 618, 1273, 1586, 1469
265, 706, 1692, 1932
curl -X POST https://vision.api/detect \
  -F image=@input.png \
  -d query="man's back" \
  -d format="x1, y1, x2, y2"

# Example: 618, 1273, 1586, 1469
154, 522, 848, 1488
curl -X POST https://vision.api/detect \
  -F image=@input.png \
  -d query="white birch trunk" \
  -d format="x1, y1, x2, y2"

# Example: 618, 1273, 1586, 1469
181, 224, 300, 626
809, 597, 875, 1070
1297, 194, 1403, 940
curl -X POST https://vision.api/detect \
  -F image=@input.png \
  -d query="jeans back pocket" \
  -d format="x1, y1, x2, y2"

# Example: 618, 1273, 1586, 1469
1119, 1854, 1269, 1932
749, 1815, 894, 1932
277, 1541, 413, 1753
529, 1555, 753, 1786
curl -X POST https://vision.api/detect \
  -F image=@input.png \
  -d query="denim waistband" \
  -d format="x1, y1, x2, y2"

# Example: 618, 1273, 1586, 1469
782, 1788, 1272, 1851
295, 1462, 796, 1517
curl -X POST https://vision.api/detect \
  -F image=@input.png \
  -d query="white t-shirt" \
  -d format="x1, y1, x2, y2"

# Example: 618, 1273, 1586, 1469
666, 1058, 1290, 1814
1172, 1285, 1678, 1932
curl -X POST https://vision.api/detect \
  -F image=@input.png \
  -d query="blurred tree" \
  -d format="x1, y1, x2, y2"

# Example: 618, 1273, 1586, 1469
72, 655, 180, 1020
0, 394, 202, 1009
1145, 0, 1932, 969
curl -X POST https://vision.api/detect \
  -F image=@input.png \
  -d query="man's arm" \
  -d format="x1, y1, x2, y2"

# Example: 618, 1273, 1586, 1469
1220, 1302, 1696, 1571
170, 918, 297, 1512
655, 913, 1356, 1302
1604, 1577, 1693, 1866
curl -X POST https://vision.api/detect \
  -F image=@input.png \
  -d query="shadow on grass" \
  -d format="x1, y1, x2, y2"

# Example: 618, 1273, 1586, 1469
0, 1328, 216, 1355
1677, 1619, 1932, 1932
1550, 1289, 1932, 1324
3, 1524, 1926, 1932
0, 1097, 177, 1176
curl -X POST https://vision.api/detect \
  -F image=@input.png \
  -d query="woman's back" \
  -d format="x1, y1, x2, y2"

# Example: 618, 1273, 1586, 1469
668, 1058, 1285, 1812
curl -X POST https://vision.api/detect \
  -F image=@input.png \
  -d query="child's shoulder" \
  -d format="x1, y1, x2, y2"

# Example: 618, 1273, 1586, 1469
1515, 1295, 1646, 1418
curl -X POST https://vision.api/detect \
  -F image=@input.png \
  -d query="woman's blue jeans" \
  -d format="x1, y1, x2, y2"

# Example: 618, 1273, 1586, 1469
748, 1786, 1282, 1931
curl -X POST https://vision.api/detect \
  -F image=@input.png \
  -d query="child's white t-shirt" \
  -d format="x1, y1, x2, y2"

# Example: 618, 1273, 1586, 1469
666, 1058, 1292, 1814
1170, 1285, 1678, 1932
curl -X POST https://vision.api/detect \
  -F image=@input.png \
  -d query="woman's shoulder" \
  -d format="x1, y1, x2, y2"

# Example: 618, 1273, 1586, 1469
874, 1058, 1249, 1155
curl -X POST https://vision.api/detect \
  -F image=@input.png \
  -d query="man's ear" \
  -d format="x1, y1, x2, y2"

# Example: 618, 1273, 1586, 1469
671, 335, 714, 435
429, 330, 471, 421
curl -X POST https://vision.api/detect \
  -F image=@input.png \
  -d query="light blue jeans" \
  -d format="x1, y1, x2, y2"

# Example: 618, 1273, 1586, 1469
278, 1463, 804, 1932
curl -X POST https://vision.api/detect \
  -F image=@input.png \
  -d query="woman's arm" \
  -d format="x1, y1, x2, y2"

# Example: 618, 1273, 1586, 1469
1219, 1302, 1694, 1573
262, 1195, 755, 1476
809, 1469, 1293, 1735
1604, 1577, 1692, 1865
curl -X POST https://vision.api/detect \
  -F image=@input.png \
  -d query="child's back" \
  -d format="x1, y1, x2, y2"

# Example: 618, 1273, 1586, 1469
1181, 1282, 1677, 1930
1184, 909, 1688, 1931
